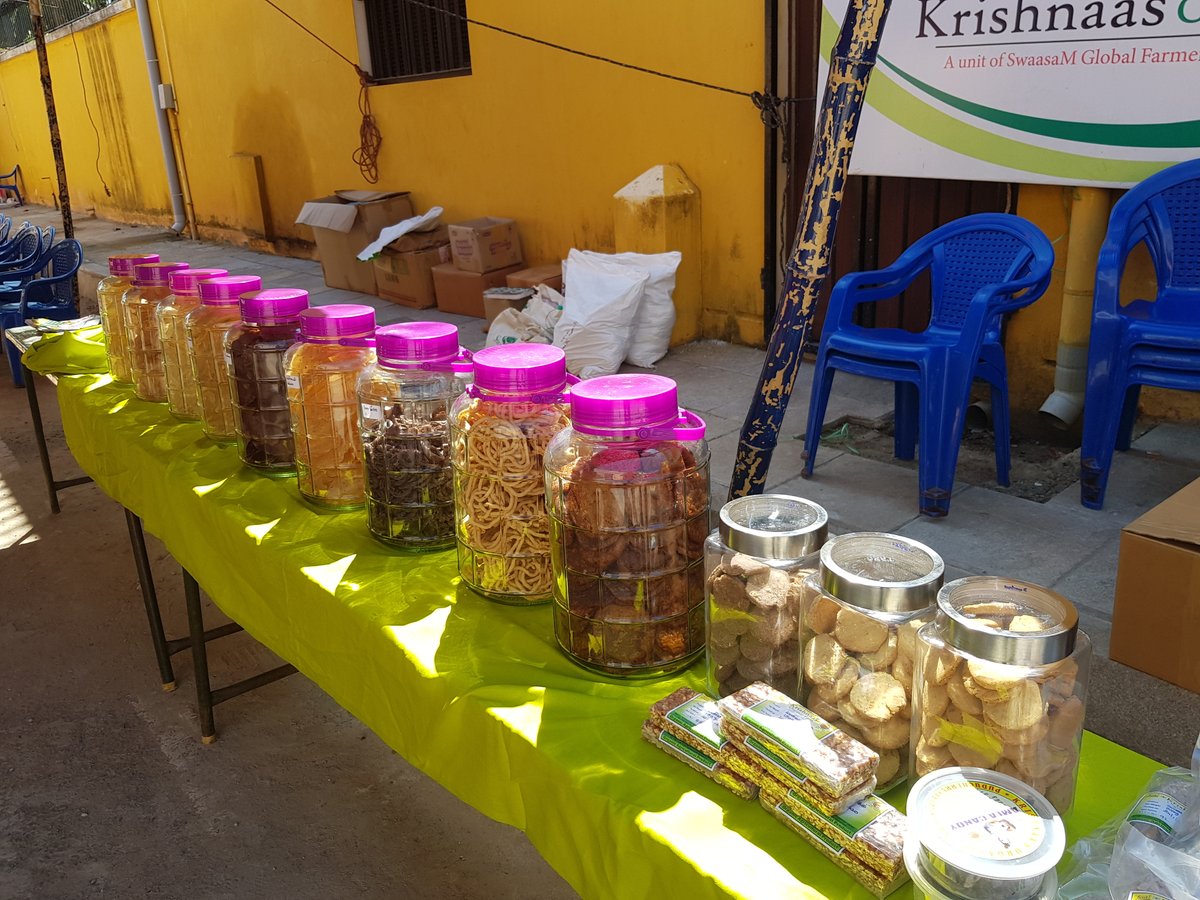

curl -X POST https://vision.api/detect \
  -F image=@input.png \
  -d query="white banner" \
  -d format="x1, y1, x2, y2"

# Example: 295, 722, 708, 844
820, 0, 1200, 185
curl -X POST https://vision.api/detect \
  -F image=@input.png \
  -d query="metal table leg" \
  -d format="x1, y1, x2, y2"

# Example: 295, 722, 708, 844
23, 363, 90, 514
125, 509, 176, 691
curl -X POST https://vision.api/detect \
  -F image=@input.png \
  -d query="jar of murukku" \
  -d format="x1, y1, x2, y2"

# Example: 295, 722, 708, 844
157, 267, 227, 420
186, 275, 261, 443
285, 304, 377, 510
544, 374, 710, 676
228, 288, 308, 475
450, 343, 572, 604
124, 261, 189, 403
358, 322, 470, 550
98, 253, 158, 384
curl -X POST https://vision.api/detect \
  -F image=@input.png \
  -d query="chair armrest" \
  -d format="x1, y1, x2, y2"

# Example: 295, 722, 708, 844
19, 273, 75, 317
824, 252, 934, 330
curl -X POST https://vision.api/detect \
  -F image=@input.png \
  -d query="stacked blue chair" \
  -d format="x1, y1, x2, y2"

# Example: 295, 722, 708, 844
802, 213, 1055, 517
0, 224, 41, 268
0, 239, 81, 387
0, 165, 22, 206
1081, 158, 1200, 509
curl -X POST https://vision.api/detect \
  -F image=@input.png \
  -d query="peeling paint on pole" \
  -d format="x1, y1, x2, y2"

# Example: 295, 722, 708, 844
29, 0, 74, 242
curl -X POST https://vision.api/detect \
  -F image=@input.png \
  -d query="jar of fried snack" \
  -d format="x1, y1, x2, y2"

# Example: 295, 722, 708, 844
705, 494, 828, 700
98, 253, 158, 384
186, 275, 261, 443
909, 577, 1091, 816
285, 304, 377, 509
124, 261, 190, 403
546, 374, 709, 676
158, 267, 228, 420
228, 288, 309, 474
451, 343, 572, 605
798, 532, 944, 791
358, 322, 470, 550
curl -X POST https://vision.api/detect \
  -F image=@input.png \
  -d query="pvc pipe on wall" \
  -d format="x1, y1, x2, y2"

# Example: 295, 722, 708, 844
134, 0, 186, 235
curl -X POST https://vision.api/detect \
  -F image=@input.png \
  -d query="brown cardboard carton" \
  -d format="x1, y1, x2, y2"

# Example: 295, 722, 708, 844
1111, 476, 1200, 693
432, 263, 525, 318
482, 287, 534, 324
506, 263, 564, 292
374, 244, 451, 309
295, 190, 414, 294
387, 224, 451, 254
448, 217, 523, 273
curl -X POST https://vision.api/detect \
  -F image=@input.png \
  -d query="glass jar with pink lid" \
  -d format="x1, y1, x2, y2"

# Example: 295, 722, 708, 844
185, 275, 261, 443
124, 261, 189, 402
450, 343, 573, 604
544, 374, 710, 676
228, 288, 310, 474
284, 304, 377, 509
157, 267, 228, 420
98, 253, 158, 383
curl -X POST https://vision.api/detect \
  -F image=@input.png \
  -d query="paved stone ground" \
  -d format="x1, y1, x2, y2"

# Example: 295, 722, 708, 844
3, 205, 1199, 898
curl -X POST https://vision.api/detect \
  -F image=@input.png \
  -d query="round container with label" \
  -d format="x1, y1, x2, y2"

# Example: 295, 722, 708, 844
704, 494, 828, 700
98, 253, 159, 383
906, 767, 1065, 900
158, 267, 228, 420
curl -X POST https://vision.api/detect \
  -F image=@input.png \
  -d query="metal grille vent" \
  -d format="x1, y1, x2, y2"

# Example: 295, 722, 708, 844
363, 0, 471, 83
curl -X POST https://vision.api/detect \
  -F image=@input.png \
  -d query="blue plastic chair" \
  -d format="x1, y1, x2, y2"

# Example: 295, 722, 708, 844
0, 165, 22, 206
1080, 158, 1200, 509
0, 239, 82, 387
0, 225, 40, 268
802, 213, 1055, 517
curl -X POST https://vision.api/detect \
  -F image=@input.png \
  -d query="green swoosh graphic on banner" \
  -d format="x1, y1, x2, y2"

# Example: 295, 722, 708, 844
819, 5, 1173, 182
879, 56, 1200, 148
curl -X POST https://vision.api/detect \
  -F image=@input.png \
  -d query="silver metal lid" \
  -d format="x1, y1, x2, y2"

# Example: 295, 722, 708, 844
718, 494, 828, 561
819, 532, 944, 613
937, 576, 1078, 666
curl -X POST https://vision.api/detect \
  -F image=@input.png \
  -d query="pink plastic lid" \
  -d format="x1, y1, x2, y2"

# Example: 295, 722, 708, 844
569, 374, 706, 440
240, 289, 309, 325
168, 267, 229, 296
199, 275, 263, 305
299, 304, 376, 341
108, 254, 160, 277
134, 261, 189, 286
471, 343, 569, 398
377, 322, 464, 369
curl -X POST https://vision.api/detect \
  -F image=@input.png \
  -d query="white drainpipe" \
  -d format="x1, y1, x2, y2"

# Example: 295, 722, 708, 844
134, 0, 186, 235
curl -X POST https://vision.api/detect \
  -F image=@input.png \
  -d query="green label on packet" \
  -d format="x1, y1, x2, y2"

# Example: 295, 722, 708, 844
743, 735, 810, 784
658, 730, 719, 772
742, 699, 835, 755
776, 802, 846, 856
1127, 791, 1185, 836
664, 695, 727, 752
786, 788, 886, 839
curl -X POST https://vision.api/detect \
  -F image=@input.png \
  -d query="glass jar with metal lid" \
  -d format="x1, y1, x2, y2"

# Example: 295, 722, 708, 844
705, 494, 828, 700
797, 532, 944, 791
910, 577, 1090, 815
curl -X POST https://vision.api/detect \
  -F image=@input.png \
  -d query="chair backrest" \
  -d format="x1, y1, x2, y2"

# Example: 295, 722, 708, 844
26, 239, 82, 308
1106, 158, 1200, 296
40, 224, 54, 246
5, 226, 40, 264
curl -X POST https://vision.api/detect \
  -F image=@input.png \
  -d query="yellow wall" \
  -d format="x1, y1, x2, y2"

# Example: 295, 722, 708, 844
0, 1, 766, 340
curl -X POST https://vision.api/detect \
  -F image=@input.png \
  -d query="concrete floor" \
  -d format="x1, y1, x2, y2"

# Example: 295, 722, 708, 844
3, 205, 1200, 897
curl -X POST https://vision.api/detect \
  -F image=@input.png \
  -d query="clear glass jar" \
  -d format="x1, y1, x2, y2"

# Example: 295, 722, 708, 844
228, 288, 308, 474
910, 577, 1091, 816
157, 267, 227, 420
451, 343, 571, 604
124, 261, 189, 402
358, 322, 470, 550
285, 304, 377, 509
98, 253, 158, 384
705, 494, 828, 699
798, 532, 944, 792
186, 275, 261, 443
546, 374, 710, 677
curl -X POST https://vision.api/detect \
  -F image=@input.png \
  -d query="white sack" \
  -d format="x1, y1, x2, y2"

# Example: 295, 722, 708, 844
554, 254, 648, 379
577, 249, 682, 367
485, 308, 553, 347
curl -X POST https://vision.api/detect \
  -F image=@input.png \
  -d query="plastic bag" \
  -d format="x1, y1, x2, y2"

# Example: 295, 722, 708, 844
357, 206, 443, 261
485, 308, 551, 347
523, 285, 564, 339
554, 254, 648, 379
575, 250, 681, 367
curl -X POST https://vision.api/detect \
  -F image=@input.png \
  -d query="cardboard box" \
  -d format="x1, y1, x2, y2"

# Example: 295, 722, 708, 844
506, 263, 564, 292
295, 190, 414, 294
1111, 476, 1200, 693
482, 287, 534, 324
374, 244, 451, 309
448, 217, 523, 273
432, 262, 525, 318
387, 224, 450, 254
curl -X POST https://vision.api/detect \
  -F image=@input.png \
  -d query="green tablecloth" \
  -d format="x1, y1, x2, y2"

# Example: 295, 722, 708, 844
56, 373, 1164, 900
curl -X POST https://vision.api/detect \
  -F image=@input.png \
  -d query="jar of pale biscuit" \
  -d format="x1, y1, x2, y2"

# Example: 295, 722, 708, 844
909, 577, 1091, 816
705, 494, 828, 700
798, 532, 944, 792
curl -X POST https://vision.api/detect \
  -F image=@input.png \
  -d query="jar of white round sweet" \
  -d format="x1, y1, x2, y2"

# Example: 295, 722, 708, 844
705, 495, 828, 700
909, 577, 1091, 816
798, 532, 944, 792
